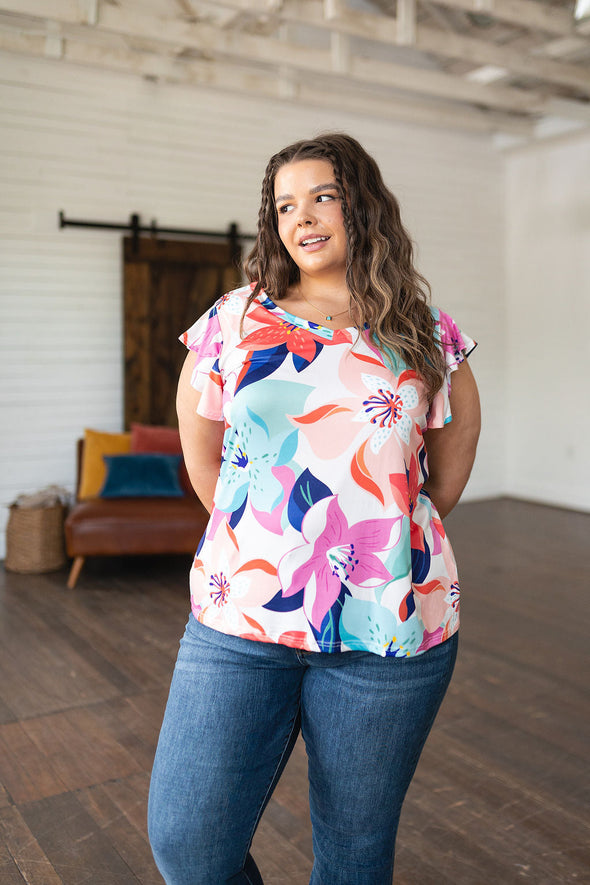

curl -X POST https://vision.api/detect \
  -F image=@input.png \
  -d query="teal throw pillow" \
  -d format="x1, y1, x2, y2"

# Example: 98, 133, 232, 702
100, 453, 184, 498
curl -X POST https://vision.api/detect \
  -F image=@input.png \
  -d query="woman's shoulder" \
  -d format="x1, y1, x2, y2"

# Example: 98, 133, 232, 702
429, 304, 452, 328
182, 283, 262, 350
215, 282, 259, 316
429, 305, 477, 365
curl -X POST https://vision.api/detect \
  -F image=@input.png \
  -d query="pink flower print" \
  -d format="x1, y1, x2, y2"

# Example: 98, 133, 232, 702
417, 626, 445, 654
413, 577, 451, 634
353, 373, 419, 449
278, 496, 401, 631
290, 402, 356, 461
438, 309, 467, 365
291, 355, 426, 508
183, 311, 221, 363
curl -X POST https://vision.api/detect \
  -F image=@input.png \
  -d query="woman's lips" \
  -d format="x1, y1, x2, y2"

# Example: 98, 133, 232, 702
299, 235, 330, 252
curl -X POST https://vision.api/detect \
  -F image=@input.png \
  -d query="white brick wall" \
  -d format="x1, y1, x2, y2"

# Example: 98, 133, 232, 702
0, 51, 507, 557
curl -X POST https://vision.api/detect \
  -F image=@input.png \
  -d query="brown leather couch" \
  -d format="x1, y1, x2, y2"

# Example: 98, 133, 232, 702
64, 440, 209, 588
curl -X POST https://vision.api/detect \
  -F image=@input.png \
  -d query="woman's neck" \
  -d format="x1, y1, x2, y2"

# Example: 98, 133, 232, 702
279, 276, 352, 329
297, 272, 350, 306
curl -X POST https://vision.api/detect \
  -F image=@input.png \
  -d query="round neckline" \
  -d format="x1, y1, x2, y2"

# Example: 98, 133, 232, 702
257, 292, 357, 338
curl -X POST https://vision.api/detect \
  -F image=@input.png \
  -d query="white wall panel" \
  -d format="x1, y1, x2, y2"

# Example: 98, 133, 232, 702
505, 132, 590, 512
0, 52, 505, 557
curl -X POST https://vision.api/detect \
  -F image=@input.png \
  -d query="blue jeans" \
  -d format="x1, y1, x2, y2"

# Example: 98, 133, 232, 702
148, 615, 458, 885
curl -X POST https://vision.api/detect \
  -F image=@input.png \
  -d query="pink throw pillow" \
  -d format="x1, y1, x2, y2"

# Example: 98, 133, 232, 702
130, 423, 194, 495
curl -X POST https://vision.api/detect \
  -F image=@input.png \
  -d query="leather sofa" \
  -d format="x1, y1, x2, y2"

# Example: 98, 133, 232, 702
64, 440, 209, 588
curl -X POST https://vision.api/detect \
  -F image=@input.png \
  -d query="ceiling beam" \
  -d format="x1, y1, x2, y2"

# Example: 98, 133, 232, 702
417, 25, 590, 93
5, 3, 551, 115
1, 1, 588, 137
278, 0, 590, 94
217, 0, 583, 38
349, 52, 541, 112
2, 2, 588, 96
532, 33, 590, 60
425, 0, 578, 37
397, 0, 417, 46
0, 1, 88, 22
0, 27, 535, 136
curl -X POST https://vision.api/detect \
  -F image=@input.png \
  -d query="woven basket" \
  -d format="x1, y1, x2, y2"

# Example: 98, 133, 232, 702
5, 503, 67, 574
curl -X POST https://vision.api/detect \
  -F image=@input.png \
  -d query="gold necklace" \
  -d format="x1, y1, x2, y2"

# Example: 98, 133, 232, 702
299, 291, 350, 322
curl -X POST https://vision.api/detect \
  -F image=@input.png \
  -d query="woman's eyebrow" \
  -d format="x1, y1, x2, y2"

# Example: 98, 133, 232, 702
274, 192, 293, 204
275, 183, 339, 203
309, 182, 339, 194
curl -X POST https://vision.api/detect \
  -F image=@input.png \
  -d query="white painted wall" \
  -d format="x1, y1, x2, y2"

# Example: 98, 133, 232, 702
505, 132, 590, 512
0, 52, 506, 557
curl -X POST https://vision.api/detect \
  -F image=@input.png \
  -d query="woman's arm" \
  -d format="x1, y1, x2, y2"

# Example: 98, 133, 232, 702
176, 351, 225, 513
422, 359, 481, 519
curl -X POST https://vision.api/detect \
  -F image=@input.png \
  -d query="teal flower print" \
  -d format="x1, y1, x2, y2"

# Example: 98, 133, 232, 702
216, 410, 297, 515
339, 596, 423, 655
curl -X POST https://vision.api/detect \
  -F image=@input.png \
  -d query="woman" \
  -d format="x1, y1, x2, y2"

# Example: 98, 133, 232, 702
148, 133, 480, 884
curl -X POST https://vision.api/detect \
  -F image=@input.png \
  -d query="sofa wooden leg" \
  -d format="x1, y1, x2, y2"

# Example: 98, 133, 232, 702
67, 556, 85, 589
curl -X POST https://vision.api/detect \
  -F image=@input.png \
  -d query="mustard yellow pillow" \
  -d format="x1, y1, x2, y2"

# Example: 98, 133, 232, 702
78, 429, 131, 499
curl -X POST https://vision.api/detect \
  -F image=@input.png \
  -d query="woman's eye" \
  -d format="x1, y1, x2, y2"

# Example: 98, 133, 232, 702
317, 194, 335, 203
278, 204, 293, 214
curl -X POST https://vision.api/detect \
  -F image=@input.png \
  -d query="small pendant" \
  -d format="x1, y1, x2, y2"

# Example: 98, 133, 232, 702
326, 315, 332, 321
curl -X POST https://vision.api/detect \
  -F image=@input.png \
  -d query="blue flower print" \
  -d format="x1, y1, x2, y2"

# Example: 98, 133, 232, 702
339, 596, 423, 656
216, 409, 298, 515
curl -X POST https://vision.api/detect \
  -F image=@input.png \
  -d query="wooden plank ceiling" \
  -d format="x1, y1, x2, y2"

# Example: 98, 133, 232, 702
0, 0, 589, 140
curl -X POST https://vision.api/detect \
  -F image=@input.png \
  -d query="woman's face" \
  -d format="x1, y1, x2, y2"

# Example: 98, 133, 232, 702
273, 159, 348, 281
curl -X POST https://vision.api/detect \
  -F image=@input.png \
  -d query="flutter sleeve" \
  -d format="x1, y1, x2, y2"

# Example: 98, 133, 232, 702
179, 303, 224, 421
426, 308, 477, 429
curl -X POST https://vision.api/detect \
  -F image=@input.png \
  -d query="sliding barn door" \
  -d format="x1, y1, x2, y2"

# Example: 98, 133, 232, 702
123, 237, 241, 429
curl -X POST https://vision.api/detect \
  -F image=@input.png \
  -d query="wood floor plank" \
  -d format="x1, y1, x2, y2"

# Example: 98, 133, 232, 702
18, 792, 142, 885
0, 722, 68, 804
393, 847, 456, 885
0, 804, 63, 884
0, 852, 27, 885
441, 705, 587, 810
262, 795, 314, 862
20, 707, 142, 795
265, 740, 314, 860
87, 694, 167, 774
0, 591, 122, 720
0, 693, 17, 726
271, 743, 312, 820
43, 586, 182, 692
422, 729, 590, 851
0, 782, 16, 809
99, 773, 152, 839
253, 816, 313, 884
403, 743, 590, 882
77, 783, 162, 885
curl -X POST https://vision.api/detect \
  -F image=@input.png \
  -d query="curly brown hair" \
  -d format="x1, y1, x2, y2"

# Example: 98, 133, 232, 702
243, 133, 446, 401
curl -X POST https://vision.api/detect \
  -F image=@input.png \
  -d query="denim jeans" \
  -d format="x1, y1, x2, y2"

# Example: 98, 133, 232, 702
148, 614, 458, 885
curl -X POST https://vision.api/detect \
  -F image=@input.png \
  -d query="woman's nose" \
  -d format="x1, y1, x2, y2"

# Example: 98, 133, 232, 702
296, 203, 315, 226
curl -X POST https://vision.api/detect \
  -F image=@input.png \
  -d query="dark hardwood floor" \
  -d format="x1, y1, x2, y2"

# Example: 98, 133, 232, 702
0, 498, 588, 884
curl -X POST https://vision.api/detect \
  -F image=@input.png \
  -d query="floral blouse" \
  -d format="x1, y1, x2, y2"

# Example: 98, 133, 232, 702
181, 284, 476, 657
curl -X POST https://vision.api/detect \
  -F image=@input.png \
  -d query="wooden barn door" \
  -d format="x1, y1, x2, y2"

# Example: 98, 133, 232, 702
123, 237, 241, 429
